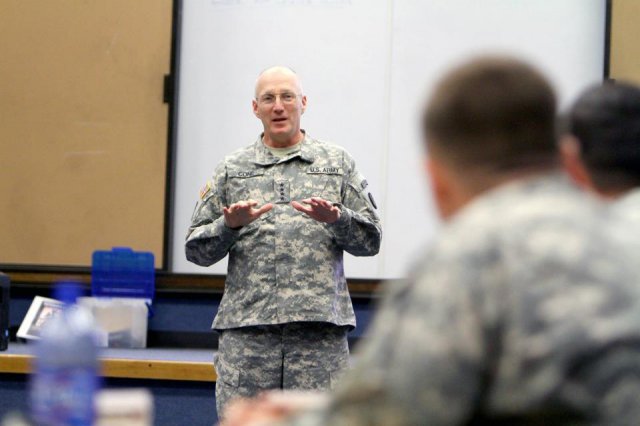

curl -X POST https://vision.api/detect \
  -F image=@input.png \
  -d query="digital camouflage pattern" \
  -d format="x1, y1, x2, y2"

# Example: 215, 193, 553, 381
283, 174, 640, 426
215, 322, 349, 417
614, 188, 640, 226
186, 133, 382, 330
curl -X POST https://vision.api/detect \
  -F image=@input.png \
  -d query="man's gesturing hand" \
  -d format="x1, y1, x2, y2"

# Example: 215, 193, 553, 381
223, 200, 273, 229
291, 197, 341, 224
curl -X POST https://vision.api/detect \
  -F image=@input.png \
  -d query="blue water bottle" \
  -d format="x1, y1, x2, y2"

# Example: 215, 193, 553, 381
29, 283, 100, 426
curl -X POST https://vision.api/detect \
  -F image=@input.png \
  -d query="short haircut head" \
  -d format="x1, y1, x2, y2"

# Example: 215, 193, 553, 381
568, 81, 640, 192
254, 66, 302, 98
423, 57, 557, 175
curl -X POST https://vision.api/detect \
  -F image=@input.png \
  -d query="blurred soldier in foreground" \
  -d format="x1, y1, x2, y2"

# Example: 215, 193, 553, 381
562, 81, 640, 224
185, 66, 381, 418
223, 57, 640, 425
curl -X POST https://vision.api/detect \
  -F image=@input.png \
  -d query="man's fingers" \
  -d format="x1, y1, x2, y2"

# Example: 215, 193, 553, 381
222, 397, 254, 426
309, 197, 335, 210
291, 201, 307, 211
322, 200, 335, 209
311, 197, 328, 205
292, 201, 313, 214
262, 390, 328, 414
229, 202, 244, 212
253, 203, 273, 216
228, 200, 258, 211
318, 199, 335, 210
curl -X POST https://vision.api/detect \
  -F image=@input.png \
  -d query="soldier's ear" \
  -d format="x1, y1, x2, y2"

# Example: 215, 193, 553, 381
425, 156, 447, 219
425, 154, 466, 221
300, 95, 307, 115
252, 99, 260, 118
560, 135, 595, 193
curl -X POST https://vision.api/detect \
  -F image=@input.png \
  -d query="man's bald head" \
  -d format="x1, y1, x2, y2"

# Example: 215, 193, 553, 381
252, 66, 308, 147
254, 66, 303, 98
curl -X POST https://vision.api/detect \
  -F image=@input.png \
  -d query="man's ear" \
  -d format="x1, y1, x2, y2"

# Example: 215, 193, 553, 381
559, 135, 595, 192
425, 155, 454, 220
300, 95, 307, 115
252, 99, 260, 118
425, 156, 442, 197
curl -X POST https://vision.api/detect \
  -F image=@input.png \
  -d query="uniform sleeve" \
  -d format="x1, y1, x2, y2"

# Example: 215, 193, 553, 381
185, 163, 240, 266
282, 248, 497, 426
327, 156, 382, 256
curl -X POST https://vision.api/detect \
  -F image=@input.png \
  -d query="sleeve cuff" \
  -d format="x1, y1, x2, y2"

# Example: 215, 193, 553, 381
328, 204, 352, 234
215, 217, 241, 241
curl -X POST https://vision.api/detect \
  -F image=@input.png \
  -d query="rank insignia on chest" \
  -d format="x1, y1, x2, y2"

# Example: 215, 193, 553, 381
274, 179, 291, 204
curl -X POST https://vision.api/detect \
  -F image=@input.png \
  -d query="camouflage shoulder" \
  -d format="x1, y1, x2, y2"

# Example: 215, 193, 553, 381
305, 137, 355, 166
614, 188, 640, 223
198, 179, 215, 200
198, 142, 258, 200
221, 141, 260, 167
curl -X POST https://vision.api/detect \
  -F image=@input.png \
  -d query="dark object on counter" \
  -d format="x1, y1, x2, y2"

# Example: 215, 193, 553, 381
0, 272, 9, 351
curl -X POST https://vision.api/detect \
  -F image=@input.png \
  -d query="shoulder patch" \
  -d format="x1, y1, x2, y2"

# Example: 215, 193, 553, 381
368, 192, 378, 209
199, 181, 213, 200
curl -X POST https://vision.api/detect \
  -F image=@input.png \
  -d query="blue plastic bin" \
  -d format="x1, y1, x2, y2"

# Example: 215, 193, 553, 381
91, 247, 155, 301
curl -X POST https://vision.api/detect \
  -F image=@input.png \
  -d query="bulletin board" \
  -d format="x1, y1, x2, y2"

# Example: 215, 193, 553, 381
609, 0, 640, 83
0, 0, 173, 268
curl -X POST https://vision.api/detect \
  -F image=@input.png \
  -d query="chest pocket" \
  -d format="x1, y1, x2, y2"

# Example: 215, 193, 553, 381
226, 168, 273, 205
300, 166, 344, 203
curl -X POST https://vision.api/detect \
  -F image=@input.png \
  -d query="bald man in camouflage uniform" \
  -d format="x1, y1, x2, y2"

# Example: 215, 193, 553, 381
222, 58, 640, 426
185, 66, 381, 418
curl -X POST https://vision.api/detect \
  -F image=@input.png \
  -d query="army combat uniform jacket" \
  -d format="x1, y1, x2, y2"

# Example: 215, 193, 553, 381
284, 174, 640, 426
186, 134, 382, 330
614, 187, 640, 226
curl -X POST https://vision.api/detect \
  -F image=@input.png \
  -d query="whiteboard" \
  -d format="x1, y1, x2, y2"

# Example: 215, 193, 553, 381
172, 0, 606, 279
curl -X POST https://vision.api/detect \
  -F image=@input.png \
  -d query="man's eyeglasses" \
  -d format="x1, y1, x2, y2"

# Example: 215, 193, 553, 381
257, 92, 300, 105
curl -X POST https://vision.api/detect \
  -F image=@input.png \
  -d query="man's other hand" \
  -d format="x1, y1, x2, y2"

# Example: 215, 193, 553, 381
223, 200, 273, 229
221, 391, 328, 426
291, 197, 340, 224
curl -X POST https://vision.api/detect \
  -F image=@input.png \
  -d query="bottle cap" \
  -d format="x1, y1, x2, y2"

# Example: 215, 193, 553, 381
53, 281, 83, 305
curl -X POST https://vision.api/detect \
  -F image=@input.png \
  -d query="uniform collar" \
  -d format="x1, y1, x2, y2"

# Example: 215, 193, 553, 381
252, 130, 315, 166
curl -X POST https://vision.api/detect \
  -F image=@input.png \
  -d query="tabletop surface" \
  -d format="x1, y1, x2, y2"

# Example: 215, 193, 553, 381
0, 343, 218, 382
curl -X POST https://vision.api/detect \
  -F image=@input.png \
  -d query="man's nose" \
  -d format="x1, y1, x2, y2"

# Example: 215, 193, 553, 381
273, 99, 285, 111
